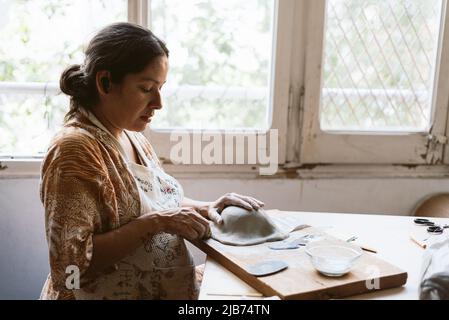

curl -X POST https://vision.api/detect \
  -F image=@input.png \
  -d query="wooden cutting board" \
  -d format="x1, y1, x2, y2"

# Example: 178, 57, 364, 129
192, 212, 407, 300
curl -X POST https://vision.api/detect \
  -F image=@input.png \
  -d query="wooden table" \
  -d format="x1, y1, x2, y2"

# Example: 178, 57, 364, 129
198, 211, 449, 300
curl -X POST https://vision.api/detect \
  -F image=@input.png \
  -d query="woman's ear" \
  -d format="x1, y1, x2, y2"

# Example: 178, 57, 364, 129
96, 70, 111, 95
101, 77, 110, 93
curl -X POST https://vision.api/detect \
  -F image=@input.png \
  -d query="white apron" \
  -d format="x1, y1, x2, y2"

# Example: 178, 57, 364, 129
73, 113, 198, 300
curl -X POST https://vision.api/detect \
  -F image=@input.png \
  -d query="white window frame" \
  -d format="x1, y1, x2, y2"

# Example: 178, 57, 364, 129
130, 0, 292, 172
128, 0, 148, 26
299, 0, 449, 165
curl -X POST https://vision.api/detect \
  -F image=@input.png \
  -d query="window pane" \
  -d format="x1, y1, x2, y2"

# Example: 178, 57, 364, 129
320, 0, 444, 132
149, 0, 275, 130
0, 88, 69, 156
0, 0, 127, 157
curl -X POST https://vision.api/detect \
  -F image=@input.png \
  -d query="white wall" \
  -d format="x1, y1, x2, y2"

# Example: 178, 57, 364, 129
1, 176, 448, 299
0, 179, 49, 299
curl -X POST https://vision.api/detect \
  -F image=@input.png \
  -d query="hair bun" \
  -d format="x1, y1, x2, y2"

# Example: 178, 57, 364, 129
60, 64, 87, 98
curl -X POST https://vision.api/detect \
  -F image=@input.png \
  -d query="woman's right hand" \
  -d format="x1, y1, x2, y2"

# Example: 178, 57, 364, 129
148, 207, 211, 241
86, 207, 209, 277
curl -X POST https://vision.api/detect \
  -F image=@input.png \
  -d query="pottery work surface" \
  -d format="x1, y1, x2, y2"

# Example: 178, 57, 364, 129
210, 206, 289, 246
193, 210, 408, 300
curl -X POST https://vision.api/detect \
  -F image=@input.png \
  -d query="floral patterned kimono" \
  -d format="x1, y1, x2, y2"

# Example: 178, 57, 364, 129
39, 110, 199, 300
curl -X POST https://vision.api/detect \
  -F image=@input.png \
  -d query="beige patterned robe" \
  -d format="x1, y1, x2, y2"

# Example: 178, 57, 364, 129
39, 112, 199, 300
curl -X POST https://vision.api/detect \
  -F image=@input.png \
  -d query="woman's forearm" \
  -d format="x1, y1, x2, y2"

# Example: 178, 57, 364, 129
84, 213, 161, 277
182, 197, 211, 216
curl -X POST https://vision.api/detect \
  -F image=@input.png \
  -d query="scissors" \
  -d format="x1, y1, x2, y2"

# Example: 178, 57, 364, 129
414, 218, 449, 235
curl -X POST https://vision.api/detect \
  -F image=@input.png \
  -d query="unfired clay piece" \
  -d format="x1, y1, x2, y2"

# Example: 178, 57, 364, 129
210, 206, 289, 246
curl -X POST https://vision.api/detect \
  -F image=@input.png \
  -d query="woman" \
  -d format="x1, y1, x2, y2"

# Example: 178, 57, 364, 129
40, 22, 264, 300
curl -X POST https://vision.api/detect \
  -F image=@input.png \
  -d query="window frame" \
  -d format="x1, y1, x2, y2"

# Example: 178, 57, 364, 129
2, 0, 449, 179
139, 0, 291, 169
298, 0, 449, 165
0, 0, 291, 176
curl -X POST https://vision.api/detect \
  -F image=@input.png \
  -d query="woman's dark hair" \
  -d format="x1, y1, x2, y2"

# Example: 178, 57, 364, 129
60, 22, 169, 121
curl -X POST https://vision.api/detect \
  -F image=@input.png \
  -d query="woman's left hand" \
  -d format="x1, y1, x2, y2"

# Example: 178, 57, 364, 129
199, 193, 265, 225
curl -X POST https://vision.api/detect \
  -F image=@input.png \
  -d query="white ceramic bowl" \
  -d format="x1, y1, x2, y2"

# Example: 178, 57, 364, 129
305, 240, 363, 277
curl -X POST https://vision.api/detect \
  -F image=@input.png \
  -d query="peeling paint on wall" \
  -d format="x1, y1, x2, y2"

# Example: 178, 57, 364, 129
421, 134, 448, 165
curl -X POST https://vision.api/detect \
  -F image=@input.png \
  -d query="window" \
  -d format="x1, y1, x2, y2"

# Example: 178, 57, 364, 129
321, 0, 442, 133
144, 0, 286, 166
300, 0, 449, 165
4, 0, 448, 176
1, 0, 282, 170
150, 0, 275, 130
0, 0, 127, 157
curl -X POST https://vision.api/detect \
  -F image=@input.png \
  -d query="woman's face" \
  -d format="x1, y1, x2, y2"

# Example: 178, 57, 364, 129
100, 55, 169, 133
